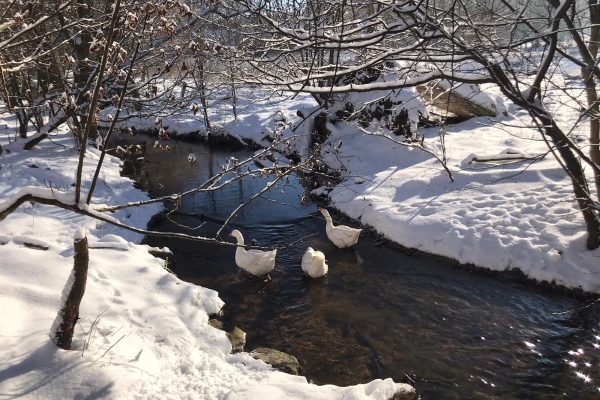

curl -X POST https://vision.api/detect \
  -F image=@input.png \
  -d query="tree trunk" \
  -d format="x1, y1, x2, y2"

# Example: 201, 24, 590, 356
585, 0, 600, 199
0, 64, 12, 111
483, 42, 600, 249
16, 110, 28, 138
229, 61, 237, 121
73, 0, 92, 88
583, 72, 600, 199
543, 116, 600, 249
8, 74, 28, 138
51, 235, 89, 350
23, 133, 48, 150
312, 112, 331, 146
195, 59, 211, 135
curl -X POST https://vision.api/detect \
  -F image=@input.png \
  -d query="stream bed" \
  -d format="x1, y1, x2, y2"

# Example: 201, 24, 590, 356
118, 136, 600, 399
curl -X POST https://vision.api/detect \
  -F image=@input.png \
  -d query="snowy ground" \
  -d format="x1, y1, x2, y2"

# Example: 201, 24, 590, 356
103, 86, 317, 153
3, 60, 597, 397
317, 81, 600, 293
0, 111, 412, 399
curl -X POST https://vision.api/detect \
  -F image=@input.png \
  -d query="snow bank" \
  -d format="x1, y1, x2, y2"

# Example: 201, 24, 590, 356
100, 86, 317, 157
0, 109, 412, 399
225, 378, 410, 400
98, 74, 600, 295
315, 78, 600, 293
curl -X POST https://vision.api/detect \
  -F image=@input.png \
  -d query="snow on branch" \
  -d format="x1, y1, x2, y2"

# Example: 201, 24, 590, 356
270, 71, 492, 94
464, 149, 545, 164
0, 187, 244, 248
0, 2, 70, 51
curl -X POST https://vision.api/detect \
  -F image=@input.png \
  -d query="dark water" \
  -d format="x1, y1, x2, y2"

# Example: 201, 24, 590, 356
119, 136, 600, 399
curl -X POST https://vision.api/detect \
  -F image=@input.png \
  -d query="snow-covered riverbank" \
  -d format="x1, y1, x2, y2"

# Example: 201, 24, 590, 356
0, 113, 413, 399
167, 87, 600, 294
101, 82, 600, 294
3, 76, 593, 397
316, 88, 600, 294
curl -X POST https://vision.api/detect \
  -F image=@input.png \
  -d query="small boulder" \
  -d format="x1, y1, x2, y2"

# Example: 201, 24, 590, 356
389, 384, 416, 400
226, 327, 246, 353
250, 347, 301, 375
208, 319, 223, 330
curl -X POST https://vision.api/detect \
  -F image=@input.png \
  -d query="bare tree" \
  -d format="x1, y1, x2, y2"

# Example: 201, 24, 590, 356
2, 0, 600, 350
223, 0, 600, 249
0, 0, 320, 349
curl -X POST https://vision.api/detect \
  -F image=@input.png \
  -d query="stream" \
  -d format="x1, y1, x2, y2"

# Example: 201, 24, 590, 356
117, 136, 600, 399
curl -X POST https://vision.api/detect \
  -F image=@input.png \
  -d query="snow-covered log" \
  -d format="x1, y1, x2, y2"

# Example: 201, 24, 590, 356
464, 149, 543, 164
416, 81, 496, 119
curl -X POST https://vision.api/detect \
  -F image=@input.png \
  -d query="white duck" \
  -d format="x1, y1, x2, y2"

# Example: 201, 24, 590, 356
301, 247, 328, 278
319, 207, 362, 248
229, 230, 276, 276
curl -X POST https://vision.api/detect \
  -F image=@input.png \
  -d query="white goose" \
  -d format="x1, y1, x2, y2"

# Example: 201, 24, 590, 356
301, 247, 328, 278
229, 230, 276, 276
319, 208, 362, 248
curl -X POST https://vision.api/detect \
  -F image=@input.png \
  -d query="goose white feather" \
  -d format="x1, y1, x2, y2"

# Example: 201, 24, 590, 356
301, 247, 328, 278
319, 208, 362, 248
230, 230, 276, 276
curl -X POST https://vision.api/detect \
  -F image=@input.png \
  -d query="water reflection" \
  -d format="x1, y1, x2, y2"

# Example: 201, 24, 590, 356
115, 135, 600, 399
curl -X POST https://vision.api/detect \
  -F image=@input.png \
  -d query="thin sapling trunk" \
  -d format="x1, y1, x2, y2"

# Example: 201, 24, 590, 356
50, 233, 89, 350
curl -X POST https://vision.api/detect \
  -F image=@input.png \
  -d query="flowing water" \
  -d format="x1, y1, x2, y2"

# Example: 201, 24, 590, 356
118, 136, 600, 399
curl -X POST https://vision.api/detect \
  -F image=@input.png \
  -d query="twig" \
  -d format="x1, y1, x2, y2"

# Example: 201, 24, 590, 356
99, 334, 126, 359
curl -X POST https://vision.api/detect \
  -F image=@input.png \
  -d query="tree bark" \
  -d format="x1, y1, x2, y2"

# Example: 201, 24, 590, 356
73, 0, 92, 88
582, 67, 600, 199
196, 59, 212, 135
23, 133, 48, 150
477, 52, 600, 249
543, 116, 600, 249
16, 110, 28, 138
312, 112, 331, 146
585, 0, 600, 199
51, 235, 89, 350
229, 61, 237, 120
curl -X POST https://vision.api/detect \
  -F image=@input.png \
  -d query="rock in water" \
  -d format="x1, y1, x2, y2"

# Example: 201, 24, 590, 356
389, 384, 417, 400
208, 319, 223, 330
226, 327, 246, 353
250, 347, 301, 375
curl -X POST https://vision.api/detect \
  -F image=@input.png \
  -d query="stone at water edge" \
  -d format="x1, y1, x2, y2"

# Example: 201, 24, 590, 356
207, 318, 246, 354
389, 384, 416, 400
226, 327, 246, 353
250, 347, 301, 375
208, 319, 223, 330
